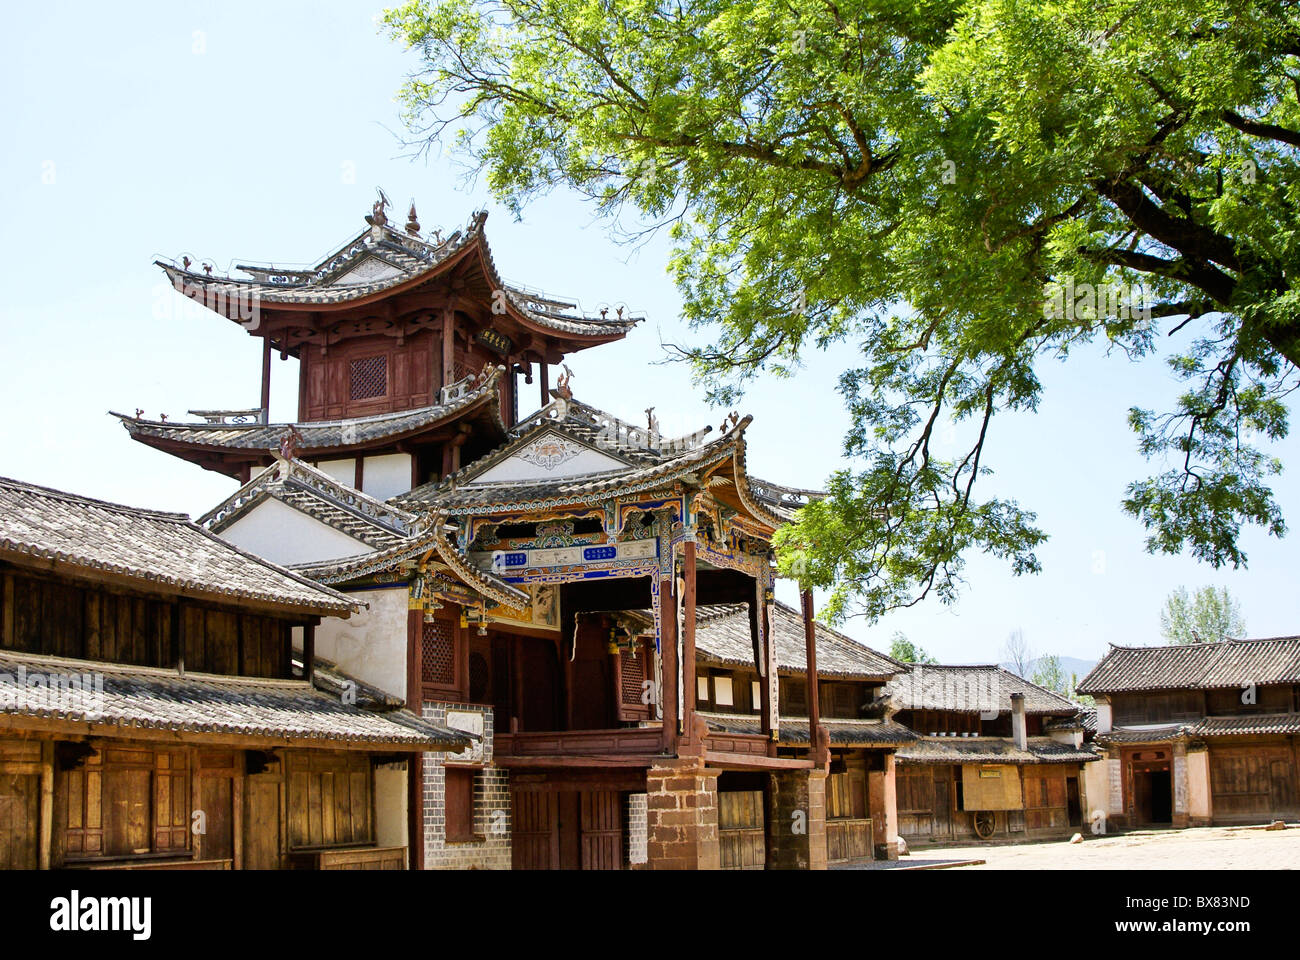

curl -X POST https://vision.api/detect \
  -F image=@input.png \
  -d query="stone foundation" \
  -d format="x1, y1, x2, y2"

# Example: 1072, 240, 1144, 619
645, 760, 720, 870
766, 768, 828, 870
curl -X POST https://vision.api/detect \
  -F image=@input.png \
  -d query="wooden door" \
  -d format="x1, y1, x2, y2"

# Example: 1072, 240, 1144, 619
557, 791, 582, 870
244, 774, 283, 870
932, 773, 953, 836
580, 791, 622, 870
719, 790, 765, 869
0, 773, 39, 869
200, 776, 235, 862
511, 791, 558, 870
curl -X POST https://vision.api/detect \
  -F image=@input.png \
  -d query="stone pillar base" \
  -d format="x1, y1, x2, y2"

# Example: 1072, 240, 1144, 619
645, 759, 720, 870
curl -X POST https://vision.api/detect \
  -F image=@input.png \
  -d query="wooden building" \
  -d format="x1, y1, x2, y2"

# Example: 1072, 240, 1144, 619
123, 199, 846, 869
1078, 638, 1300, 829
0, 476, 468, 870
688, 601, 912, 864
884, 665, 1095, 844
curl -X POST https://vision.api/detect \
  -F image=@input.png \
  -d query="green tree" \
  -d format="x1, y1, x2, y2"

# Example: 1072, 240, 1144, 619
1031, 653, 1067, 695
385, 0, 1299, 623
888, 630, 937, 664
1160, 585, 1247, 643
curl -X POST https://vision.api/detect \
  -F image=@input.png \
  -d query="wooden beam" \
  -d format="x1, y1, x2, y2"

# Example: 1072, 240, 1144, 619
682, 540, 697, 739
801, 588, 821, 753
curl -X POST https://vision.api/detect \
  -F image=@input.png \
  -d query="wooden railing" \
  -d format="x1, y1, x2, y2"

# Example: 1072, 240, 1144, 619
703, 731, 770, 757
826, 817, 874, 863
495, 727, 664, 757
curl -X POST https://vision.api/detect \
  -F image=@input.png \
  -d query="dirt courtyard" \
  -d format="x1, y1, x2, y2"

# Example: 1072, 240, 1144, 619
887, 825, 1300, 870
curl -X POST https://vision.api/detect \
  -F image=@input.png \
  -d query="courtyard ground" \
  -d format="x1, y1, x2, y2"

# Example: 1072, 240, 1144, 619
840, 824, 1300, 869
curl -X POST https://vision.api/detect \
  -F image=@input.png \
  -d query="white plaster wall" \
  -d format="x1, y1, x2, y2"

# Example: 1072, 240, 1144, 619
314, 585, 408, 701
471, 433, 626, 484
362, 453, 413, 501
374, 760, 409, 857
1083, 755, 1114, 825
1095, 700, 1113, 734
1187, 750, 1212, 822
314, 458, 357, 487
219, 498, 375, 566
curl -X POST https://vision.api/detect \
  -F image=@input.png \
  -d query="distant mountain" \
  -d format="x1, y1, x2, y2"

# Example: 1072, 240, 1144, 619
998, 655, 1097, 683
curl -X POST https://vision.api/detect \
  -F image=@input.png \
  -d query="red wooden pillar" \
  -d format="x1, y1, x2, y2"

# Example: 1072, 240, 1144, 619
682, 540, 697, 738
302, 622, 316, 685
800, 588, 820, 745
539, 360, 549, 407
441, 307, 456, 388
260, 337, 272, 423
660, 576, 679, 754
512, 635, 523, 733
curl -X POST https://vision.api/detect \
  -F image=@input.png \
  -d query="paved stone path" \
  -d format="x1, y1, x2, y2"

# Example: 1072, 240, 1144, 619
903, 824, 1300, 869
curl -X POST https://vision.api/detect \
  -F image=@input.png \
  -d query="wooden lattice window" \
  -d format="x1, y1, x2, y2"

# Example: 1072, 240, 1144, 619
619, 648, 645, 706
422, 616, 456, 686
349, 355, 388, 400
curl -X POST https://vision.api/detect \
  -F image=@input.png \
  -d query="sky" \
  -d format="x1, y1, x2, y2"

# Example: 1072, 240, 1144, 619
2, 2, 1297, 670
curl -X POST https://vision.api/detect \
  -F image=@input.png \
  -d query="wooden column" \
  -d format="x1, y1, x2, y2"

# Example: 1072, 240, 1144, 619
801, 588, 820, 744
260, 336, 272, 423
660, 577, 679, 755
408, 751, 424, 871
441, 308, 456, 388
749, 585, 775, 754
539, 360, 549, 407
303, 622, 316, 684
38, 741, 53, 870
512, 635, 523, 733
682, 540, 697, 738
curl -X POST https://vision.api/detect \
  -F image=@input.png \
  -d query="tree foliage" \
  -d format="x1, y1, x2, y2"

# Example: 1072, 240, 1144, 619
384, 0, 1300, 623
888, 630, 937, 664
1030, 653, 1067, 695
1159, 584, 1247, 643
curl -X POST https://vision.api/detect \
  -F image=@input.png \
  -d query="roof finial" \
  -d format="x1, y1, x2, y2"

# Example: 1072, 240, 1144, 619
406, 201, 421, 236
365, 188, 391, 227
551, 363, 574, 400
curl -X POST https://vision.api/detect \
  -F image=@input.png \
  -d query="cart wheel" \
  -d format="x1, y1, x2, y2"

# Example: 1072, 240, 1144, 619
972, 811, 996, 840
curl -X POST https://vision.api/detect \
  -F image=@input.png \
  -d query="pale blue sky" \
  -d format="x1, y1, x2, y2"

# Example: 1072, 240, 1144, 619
2, 2, 1296, 668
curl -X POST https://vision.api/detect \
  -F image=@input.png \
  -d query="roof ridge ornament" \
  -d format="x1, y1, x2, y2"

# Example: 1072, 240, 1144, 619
405, 200, 420, 237
365, 188, 391, 228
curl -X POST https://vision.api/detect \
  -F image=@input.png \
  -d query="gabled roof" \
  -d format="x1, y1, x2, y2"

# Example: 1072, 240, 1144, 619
200, 458, 424, 551
0, 650, 464, 750
0, 476, 358, 617
1077, 636, 1300, 694
156, 208, 640, 340
397, 396, 777, 524
114, 368, 507, 462
884, 664, 1078, 715
693, 602, 904, 680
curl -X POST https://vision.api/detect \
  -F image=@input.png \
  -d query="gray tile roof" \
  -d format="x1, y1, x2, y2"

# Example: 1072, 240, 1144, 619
399, 398, 751, 515
0, 650, 466, 749
1077, 637, 1300, 694
701, 712, 916, 746
114, 368, 507, 455
157, 211, 640, 339
895, 736, 1098, 765
694, 602, 904, 680
200, 459, 423, 552
1098, 712, 1300, 742
1045, 708, 1097, 735
884, 664, 1077, 715
0, 476, 358, 615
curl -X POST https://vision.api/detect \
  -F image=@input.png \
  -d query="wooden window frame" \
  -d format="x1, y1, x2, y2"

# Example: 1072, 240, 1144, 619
443, 765, 481, 844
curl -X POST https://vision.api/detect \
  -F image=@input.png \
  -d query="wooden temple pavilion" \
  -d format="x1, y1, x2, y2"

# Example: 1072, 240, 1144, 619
113, 197, 854, 870
883, 665, 1095, 844
0, 476, 468, 871
1078, 638, 1300, 829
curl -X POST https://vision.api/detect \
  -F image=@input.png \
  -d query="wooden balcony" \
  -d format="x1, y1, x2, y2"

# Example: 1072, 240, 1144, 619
494, 727, 665, 765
